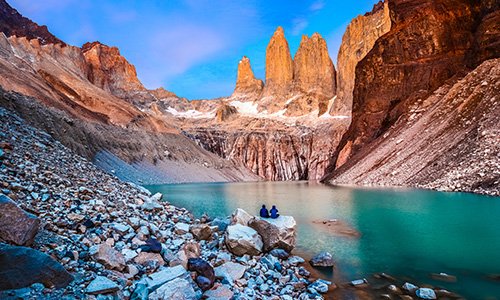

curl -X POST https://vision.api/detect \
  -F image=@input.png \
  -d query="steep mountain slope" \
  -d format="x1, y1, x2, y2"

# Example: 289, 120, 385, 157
331, 0, 500, 169
324, 59, 499, 196
0, 0, 258, 184
0, 0, 63, 45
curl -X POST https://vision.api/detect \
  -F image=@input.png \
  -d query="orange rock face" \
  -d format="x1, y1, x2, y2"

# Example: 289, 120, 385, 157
293, 33, 336, 97
233, 56, 263, 97
331, 0, 391, 116
331, 0, 500, 169
82, 42, 145, 97
261, 27, 294, 112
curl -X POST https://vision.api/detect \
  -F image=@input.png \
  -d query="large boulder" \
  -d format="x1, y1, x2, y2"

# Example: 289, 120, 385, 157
248, 216, 296, 252
230, 208, 253, 226
0, 194, 40, 246
0, 243, 73, 290
225, 224, 263, 256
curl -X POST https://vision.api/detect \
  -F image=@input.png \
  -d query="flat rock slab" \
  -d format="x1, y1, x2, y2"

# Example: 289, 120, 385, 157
214, 262, 246, 283
0, 194, 40, 246
86, 276, 119, 295
148, 277, 197, 300
0, 243, 73, 290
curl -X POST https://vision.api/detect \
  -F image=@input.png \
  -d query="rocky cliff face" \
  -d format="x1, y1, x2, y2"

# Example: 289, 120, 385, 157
260, 26, 294, 112
183, 118, 349, 181
287, 33, 336, 117
331, 0, 391, 116
82, 41, 145, 98
232, 56, 263, 98
0, 0, 63, 45
325, 58, 500, 196
293, 33, 336, 98
331, 0, 500, 169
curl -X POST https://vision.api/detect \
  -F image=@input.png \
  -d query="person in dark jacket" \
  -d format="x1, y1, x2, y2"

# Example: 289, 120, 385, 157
270, 205, 280, 219
260, 204, 269, 218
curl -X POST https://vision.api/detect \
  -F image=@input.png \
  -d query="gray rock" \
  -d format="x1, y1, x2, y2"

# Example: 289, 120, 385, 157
148, 277, 197, 300
402, 282, 418, 292
131, 283, 149, 300
416, 288, 437, 300
86, 276, 119, 295
145, 265, 187, 291
204, 284, 234, 300
225, 224, 263, 256
0, 243, 73, 290
309, 279, 330, 293
309, 252, 334, 267
248, 216, 296, 252
174, 223, 190, 234
215, 262, 246, 284
0, 194, 40, 246
230, 208, 253, 226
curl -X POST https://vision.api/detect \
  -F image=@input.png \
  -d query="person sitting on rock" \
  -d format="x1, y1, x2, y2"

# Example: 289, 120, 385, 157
270, 205, 280, 219
260, 204, 270, 218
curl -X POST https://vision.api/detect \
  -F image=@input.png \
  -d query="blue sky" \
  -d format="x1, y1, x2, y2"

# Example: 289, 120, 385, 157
9, 0, 379, 99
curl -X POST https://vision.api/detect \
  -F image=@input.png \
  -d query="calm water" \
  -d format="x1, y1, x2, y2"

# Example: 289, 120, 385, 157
145, 181, 500, 299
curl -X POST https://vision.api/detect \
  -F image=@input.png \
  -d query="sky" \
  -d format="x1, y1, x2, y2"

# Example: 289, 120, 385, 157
9, 0, 380, 99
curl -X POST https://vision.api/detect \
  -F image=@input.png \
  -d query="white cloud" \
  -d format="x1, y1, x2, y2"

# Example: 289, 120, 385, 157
291, 18, 308, 36
310, 0, 325, 12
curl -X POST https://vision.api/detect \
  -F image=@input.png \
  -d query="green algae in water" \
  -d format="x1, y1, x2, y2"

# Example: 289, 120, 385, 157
145, 181, 500, 299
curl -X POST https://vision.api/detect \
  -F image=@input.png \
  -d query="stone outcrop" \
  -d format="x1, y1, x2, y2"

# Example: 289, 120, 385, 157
0, 243, 74, 290
215, 102, 238, 122
225, 224, 263, 256
248, 216, 297, 252
331, 0, 391, 116
0, 194, 40, 246
293, 33, 336, 98
261, 26, 294, 112
331, 0, 500, 169
0, 0, 64, 45
82, 41, 145, 97
232, 56, 264, 97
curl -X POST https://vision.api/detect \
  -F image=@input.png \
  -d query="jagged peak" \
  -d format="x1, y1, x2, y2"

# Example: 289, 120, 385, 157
81, 41, 120, 54
273, 26, 285, 36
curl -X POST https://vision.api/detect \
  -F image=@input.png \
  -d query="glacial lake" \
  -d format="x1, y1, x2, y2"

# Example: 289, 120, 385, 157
145, 181, 500, 299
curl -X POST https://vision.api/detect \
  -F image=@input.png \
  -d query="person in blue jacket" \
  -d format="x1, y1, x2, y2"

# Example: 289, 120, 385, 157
260, 204, 269, 218
270, 205, 280, 219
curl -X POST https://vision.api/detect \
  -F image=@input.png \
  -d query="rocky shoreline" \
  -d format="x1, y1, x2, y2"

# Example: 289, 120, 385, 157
0, 107, 332, 299
0, 107, 473, 299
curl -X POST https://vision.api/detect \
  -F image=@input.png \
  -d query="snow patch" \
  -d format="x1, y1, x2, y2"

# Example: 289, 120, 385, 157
166, 107, 215, 119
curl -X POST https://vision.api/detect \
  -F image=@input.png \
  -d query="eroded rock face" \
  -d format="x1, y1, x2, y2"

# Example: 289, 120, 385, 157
332, 0, 500, 169
293, 33, 336, 98
0, 0, 64, 45
261, 26, 294, 112
82, 41, 145, 97
331, 0, 391, 116
215, 102, 238, 123
233, 56, 264, 97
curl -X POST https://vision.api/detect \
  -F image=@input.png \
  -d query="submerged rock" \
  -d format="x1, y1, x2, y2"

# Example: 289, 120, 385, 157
416, 288, 437, 299
0, 194, 40, 246
248, 215, 296, 252
309, 251, 334, 267
225, 224, 263, 256
0, 243, 73, 290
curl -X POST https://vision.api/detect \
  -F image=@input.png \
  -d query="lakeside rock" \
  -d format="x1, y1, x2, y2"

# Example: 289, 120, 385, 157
225, 224, 263, 256
249, 215, 297, 252
310, 251, 334, 267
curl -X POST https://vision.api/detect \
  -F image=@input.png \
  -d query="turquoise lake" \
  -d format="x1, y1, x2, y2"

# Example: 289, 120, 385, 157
145, 181, 500, 299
